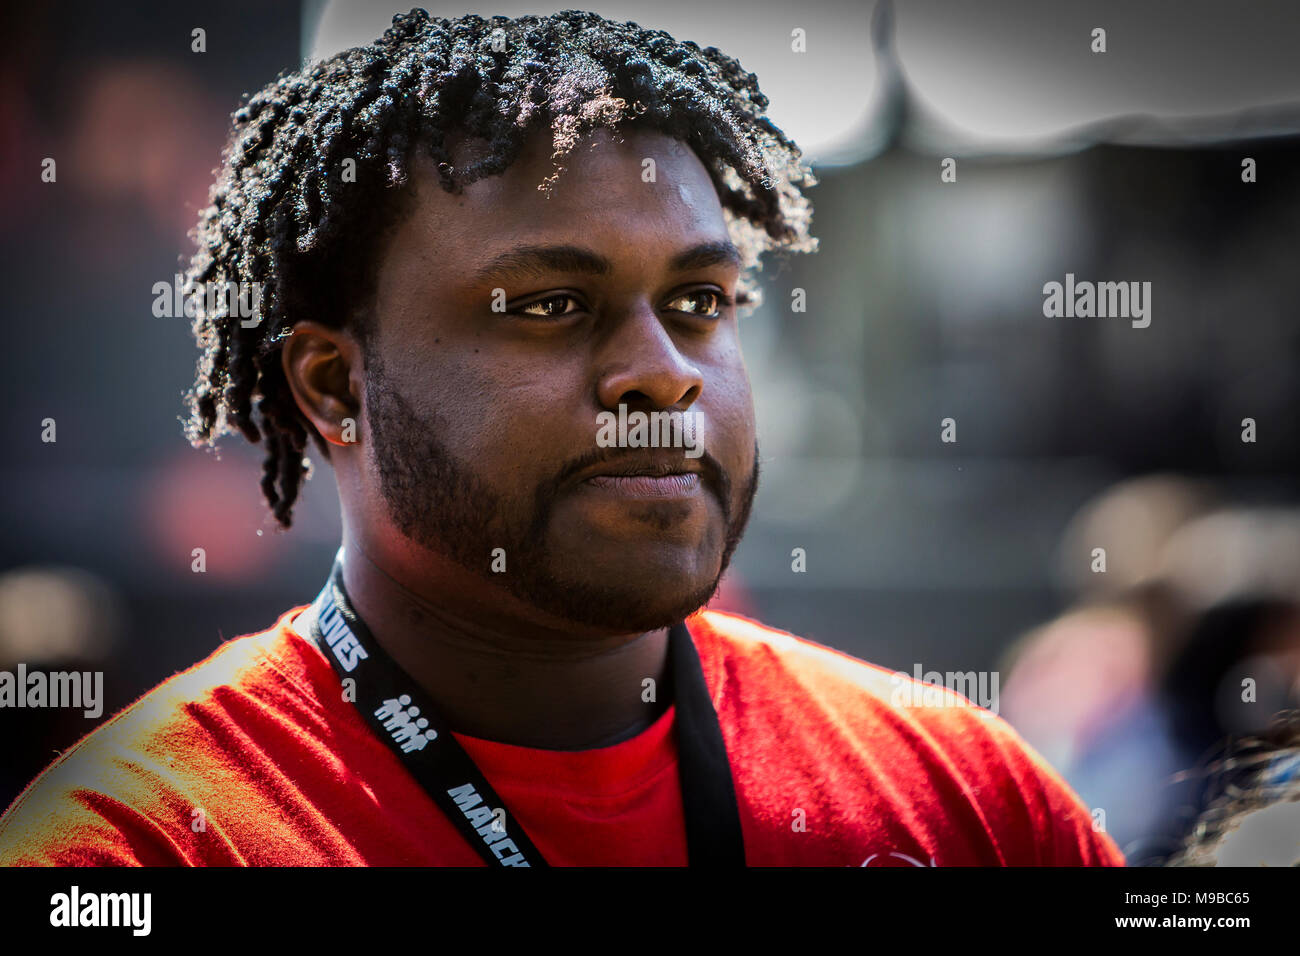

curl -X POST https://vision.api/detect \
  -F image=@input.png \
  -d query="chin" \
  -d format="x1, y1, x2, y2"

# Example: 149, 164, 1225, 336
514, 563, 723, 634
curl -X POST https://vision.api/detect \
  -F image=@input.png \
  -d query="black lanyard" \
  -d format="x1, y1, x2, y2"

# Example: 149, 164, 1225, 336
306, 554, 746, 867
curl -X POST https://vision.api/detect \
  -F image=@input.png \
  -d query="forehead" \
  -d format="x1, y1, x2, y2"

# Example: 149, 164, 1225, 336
389, 126, 731, 261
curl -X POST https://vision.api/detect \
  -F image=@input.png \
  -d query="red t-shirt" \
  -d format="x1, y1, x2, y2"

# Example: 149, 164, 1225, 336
0, 606, 1125, 866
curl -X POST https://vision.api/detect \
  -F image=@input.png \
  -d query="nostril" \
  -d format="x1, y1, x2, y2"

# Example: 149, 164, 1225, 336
618, 390, 653, 407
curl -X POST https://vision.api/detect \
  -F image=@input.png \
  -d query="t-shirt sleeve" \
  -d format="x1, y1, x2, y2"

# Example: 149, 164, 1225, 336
1030, 761, 1127, 866
0, 784, 187, 866
957, 709, 1127, 866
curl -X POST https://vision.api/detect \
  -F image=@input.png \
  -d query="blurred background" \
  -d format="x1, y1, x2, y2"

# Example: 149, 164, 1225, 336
1, 0, 1298, 864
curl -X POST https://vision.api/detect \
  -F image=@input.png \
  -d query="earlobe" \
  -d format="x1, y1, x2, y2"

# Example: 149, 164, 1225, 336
280, 322, 363, 449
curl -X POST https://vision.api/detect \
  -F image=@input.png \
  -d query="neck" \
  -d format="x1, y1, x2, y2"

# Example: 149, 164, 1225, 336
331, 538, 672, 751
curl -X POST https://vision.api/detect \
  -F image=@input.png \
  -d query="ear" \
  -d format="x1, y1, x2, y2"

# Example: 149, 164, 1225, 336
280, 322, 365, 449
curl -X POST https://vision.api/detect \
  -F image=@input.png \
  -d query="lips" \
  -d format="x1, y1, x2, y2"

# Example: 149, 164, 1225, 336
571, 452, 705, 500
584, 472, 701, 498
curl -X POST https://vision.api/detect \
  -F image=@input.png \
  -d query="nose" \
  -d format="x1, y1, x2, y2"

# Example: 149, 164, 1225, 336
595, 303, 703, 412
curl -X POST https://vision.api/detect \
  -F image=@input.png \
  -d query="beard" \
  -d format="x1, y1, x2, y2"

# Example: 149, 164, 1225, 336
363, 350, 760, 633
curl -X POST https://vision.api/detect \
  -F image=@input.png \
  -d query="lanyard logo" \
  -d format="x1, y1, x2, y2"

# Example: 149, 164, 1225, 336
375, 694, 438, 753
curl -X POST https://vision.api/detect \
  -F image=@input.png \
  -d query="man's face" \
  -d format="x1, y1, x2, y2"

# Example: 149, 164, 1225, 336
360, 126, 759, 634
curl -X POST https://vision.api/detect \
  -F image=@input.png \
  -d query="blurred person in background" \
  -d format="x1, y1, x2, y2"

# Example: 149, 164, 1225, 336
1151, 509, 1300, 861
999, 475, 1214, 858
1001, 480, 1300, 863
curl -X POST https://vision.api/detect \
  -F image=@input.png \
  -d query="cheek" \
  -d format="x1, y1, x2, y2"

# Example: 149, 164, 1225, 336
402, 350, 588, 477
698, 351, 755, 458
707, 398, 755, 478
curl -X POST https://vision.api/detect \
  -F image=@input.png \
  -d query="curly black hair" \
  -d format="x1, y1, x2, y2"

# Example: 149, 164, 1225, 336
183, 8, 817, 528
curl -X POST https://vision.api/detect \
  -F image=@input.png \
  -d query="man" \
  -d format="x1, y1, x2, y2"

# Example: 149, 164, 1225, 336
0, 10, 1123, 866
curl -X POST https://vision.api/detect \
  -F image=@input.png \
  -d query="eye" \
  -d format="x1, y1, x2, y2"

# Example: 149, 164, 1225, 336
665, 289, 729, 317
514, 294, 582, 318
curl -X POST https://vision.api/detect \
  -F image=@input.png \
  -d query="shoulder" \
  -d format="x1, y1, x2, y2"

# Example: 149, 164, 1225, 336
690, 608, 1127, 866
0, 607, 319, 866
690, 607, 991, 724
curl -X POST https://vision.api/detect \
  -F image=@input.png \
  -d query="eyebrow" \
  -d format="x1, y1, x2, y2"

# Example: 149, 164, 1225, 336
469, 240, 743, 286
